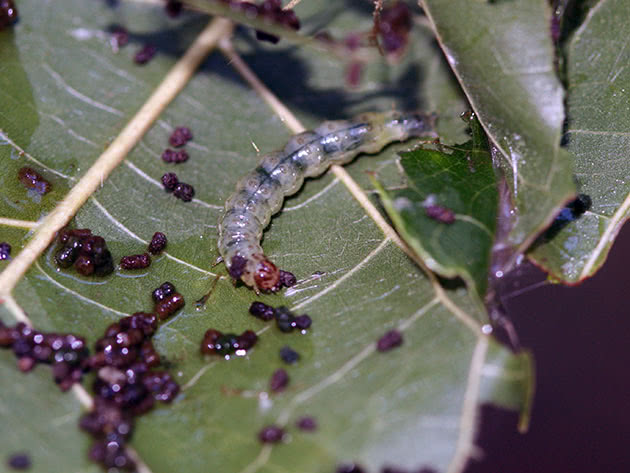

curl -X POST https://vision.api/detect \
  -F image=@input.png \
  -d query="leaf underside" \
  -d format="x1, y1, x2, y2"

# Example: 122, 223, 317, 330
0, 1, 532, 472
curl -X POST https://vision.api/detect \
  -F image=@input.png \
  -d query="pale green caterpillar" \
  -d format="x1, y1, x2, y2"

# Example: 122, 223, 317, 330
218, 111, 436, 292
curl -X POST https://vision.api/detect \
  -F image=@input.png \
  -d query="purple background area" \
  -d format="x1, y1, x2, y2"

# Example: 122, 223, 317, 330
467, 224, 630, 472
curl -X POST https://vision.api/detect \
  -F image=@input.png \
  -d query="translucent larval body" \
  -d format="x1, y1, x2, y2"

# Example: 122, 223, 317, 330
218, 111, 436, 291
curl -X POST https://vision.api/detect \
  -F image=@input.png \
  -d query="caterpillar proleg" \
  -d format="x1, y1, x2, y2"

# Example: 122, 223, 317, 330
218, 111, 436, 292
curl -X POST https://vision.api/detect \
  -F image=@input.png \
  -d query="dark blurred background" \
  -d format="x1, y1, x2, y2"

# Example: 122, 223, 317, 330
466, 223, 630, 472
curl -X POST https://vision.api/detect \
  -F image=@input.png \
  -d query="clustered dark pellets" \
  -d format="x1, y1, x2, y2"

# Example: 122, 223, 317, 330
296, 416, 317, 432
134, 44, 157, 65
150, 282, 185, 320
81, 311, 180, 471
0, 321, 89, 391
161, 148, 189, 164
217, 0, 299, 44
258, 425, 285, 444
0, 242, 11, 260
0, 0, 18, 30
200, 328, 258, 357
168, 126, 193, 148
375, 2, 412, 58
249, 302, 312, 333
174, 182, 195, 202
279, 345, 299, 364
6, 453, 31, 470
161, 172, 179, 192
376, 329, 403, 352
148, 232, 167, 255
249, 301, 275, 321
55, 228, 114, 276
17, 167, 51, 195
164, 0, 183, 17
119, 253, 151, 270
424, 204, 455, 224
269, 368, 289, 392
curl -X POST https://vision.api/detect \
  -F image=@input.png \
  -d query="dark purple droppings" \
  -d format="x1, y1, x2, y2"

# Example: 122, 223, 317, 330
155, 293, 185, 320
168, 127, 193, 147
148, 232, 167, 255
173, 182, 195, 202
164, 0, 183, 17
425, 204, 455, 224
110, 25, 129, 49
229, 255, 248, 279
7, 453, 31, 470
293, 314, 312, 331
161, 148, 189, 164
161, 172, 179, 192
376, 329, 403, 352
346, 61, 363, 89
275, 307, 294, 333
17, 167, 51, 194
200, 329, 257, 356
376, 2, 412, 57
258, 425, 285, 443
296, 416, 317, 431
249, 301, 275, 321
279, 346, 299, 364
269, 368, 289, 392
0, 0, 18, 30
336, 464, 365, 473
120, 253, 151, 270
134, 44, 157, 65
0, 242, 11, 260
278, 270, 297, 288
152, 281, 176, 303
54, 229, 114, 276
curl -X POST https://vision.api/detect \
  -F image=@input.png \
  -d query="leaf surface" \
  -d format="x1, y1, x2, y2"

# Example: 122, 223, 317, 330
0, 1, 531, 472
529, 0, 630, 282
374, 115, 497, 301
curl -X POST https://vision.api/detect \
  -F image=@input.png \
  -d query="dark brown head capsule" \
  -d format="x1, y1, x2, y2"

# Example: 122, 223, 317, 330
17, 166, 51, 194
148, 232, 167, 255
254, 257, 281, 292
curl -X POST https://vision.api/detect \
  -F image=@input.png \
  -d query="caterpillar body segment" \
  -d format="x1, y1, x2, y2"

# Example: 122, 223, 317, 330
218, 111, 437, 292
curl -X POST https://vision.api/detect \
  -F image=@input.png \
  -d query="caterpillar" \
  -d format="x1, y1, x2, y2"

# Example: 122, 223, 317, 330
218, 111, 436, 292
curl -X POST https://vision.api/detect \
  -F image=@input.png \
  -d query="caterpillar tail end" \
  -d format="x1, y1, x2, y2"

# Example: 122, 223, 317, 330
405, 112, 439, 139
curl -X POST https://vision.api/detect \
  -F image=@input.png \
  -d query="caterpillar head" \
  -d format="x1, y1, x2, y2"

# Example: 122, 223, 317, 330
253, 257, 281, 292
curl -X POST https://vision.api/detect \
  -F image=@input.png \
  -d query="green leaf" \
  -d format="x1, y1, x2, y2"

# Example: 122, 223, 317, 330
421, 0, 576, 255
373, 114, 497, 302
0, 1, 532, 472
528, 0, 630, 283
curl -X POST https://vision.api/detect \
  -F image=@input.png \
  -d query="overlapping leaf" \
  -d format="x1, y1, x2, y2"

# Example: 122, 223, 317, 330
529, 0, 630, 283
374, 115, 497, 302
0, 1, 532, 472
420, 0, 576, 257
